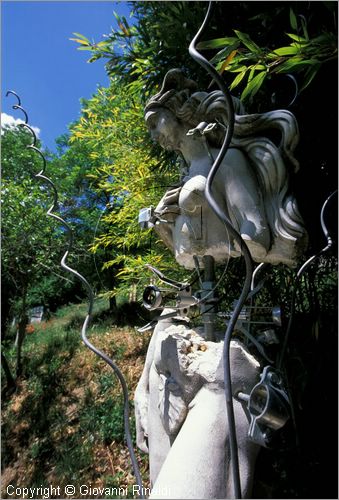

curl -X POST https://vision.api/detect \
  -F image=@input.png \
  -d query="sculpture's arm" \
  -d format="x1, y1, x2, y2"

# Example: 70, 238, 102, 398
153, 223, 174, 252
153, 186, 182, 251
134, 329, 157, 453
134, 310, 179, 453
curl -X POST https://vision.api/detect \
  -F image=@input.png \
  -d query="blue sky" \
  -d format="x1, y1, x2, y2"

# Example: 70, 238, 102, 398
2, 1, 134, 152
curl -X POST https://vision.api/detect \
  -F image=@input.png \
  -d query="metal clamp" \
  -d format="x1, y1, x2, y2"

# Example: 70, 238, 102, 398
237, 366, 290, 447
138, 206, 171, 229
187, 121, 217, 136
138, 206, 156, 229
142, 284, 198, 313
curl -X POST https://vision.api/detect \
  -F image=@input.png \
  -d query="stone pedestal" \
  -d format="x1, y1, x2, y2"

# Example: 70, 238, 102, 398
135, 315, 261, 499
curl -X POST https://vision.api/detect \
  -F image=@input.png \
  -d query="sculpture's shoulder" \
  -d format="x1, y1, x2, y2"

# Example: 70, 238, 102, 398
212, 146, 252, 181
225, 146, 248, 164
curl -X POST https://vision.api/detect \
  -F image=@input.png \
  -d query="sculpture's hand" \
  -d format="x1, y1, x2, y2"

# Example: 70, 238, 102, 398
155, 186, 182, 223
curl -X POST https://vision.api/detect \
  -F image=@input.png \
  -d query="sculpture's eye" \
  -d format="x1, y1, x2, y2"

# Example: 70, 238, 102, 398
146, 113, 158, 130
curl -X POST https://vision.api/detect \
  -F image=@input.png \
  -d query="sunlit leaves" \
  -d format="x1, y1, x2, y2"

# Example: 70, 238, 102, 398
197, 8, 337, 103
1, 127, 65, 304
68, 80, 178, 295
234, 30, 262, 54
272, 46, 299, 56
240, 70, 267, 101
70, 2, 215, 100
197, 36, 239, 50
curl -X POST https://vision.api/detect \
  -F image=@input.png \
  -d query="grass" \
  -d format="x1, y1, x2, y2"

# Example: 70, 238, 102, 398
2, 290, 338, 499
1, 299, 150, 498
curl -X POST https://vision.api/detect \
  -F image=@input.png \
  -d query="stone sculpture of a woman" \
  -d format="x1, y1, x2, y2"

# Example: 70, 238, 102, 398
144, 68, 307, 269
134, 69, 307, 499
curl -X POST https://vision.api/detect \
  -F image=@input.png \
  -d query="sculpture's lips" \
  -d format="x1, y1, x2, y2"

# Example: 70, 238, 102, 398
159, 136, 174, 150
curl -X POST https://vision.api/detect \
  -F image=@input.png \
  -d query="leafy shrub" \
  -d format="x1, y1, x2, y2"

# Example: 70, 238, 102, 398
79, 390, 128, 445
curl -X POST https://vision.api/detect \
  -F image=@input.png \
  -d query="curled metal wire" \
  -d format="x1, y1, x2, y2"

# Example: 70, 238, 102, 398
278, 189, 337, 370
6, 90, 144, 496
189, 4, 254, 498
189, 6, 337, 494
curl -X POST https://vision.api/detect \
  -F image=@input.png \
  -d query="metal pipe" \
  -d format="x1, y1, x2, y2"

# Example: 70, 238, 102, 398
189, 3, 254, 498
202, 255, 216, 341
6, 92, 145, 497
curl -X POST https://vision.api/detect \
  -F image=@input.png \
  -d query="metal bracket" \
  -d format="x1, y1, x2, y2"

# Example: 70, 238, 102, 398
237, 365, 290, 447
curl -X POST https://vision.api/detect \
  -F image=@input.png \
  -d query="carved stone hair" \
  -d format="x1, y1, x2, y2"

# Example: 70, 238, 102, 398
145, 68, 299, 172
144, 68, 245, 145
145, 69, 307, 250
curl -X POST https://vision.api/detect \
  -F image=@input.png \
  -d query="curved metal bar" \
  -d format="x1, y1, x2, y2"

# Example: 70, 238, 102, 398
189, 3, 254, 498
12, 104, 29, 124
6, 93, 35, 144
19, 122, 38, 147
6, 90, 21, 106
28, 145, 47, 174
285, 74, 299, 108
146, 264, 189, 290
250, 263, 268, 292
6, 91, 145, 496
319, 190, 336, 246
278, 190, 337, 369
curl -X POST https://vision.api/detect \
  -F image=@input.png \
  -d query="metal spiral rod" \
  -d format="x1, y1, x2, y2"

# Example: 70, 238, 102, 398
278, 189, 337, 370
6, 90, 144, 497
188, 3, 255, 498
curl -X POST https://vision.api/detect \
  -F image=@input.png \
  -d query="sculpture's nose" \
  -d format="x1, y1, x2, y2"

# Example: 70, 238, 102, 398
150, 129, 160, 142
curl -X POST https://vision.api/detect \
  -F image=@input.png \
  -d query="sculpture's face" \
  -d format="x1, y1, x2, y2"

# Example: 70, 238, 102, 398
145, 108, 185, 152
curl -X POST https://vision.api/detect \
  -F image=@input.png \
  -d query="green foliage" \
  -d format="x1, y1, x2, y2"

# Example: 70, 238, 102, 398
1, 121, 111, 336
80, 391, 126, 445
1, 300, 147, 492
1, 126, 66, 326
66, 0, 338, 309
197, 6, 337, 102
70, 2, 211, 99
1, 123, 109, 386
71, 2, 337, 108
68, 80, 181, 298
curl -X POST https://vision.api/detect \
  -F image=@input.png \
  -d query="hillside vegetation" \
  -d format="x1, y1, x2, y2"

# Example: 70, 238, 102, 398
1, 299, 151, 498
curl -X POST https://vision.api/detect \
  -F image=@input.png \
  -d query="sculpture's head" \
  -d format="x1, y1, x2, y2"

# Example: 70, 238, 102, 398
144, 69, 197, 151
145, 107, 188, 152
145, 69, 245, 150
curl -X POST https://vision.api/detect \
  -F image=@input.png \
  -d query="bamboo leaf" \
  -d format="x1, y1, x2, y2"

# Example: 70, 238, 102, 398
70, 38, 90, 46
289, 8, 298, 31
275, 57, 319, 72
234, 30, 261, 53
241, 71, 267, 100
210, 42, 240, 64
299, 15, 309, 40
229, 69, 248, 90
72, 32, 90, 42
248, 66, 256, 83
219, 50, 238, 74
286, 33, 308, 43
273, 46, 299, 56
196, 36, 239, 50
76, 46, 93, 52
228, 64, 248, 73
299, 65, 321, 91
96, 41, 111, 48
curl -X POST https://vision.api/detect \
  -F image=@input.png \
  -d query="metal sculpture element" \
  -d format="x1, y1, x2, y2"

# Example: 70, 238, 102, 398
135, 3, 334, 500
6, 91, 144, 496
188, 6, 253, 496
6, 4, 336, 495
277, 190, 337, 370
